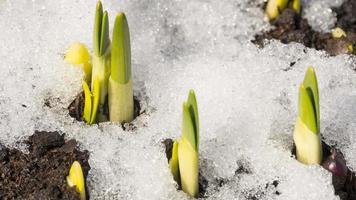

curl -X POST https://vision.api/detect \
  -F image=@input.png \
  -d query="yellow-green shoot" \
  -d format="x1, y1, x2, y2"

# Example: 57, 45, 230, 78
67, 161, 86, 200
293, 67, 322, 165
108, 13, 134, 123
265, 0, 300, 20
169, 90, 199, 197
91, 1, 111, 122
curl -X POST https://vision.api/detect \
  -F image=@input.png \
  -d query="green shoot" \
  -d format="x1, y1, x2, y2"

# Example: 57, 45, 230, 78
91, 1, 111, 122
108, 13, 134, 123
293, 67, 322, 165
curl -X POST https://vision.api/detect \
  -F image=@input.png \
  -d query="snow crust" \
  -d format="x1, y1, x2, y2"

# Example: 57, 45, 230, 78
0, 0, 355, 199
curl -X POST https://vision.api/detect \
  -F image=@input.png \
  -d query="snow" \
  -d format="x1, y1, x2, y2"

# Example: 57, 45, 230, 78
0, 0, 355, 199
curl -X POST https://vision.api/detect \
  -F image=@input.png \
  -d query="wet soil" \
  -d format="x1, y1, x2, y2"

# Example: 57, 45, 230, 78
68, 92, 141, 126
0, 131, 90, 200
333, 0, 356, 33
253, 8, 356, 56
292, 141, 356, 200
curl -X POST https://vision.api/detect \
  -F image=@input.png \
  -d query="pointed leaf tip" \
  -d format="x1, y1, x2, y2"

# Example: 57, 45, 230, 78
94, 1, 103, 56
67, 161, 86, 200
111, 12, 131, 84
99, 11, 110, 56
187, 90, 199, 149
303, 66, 319, 132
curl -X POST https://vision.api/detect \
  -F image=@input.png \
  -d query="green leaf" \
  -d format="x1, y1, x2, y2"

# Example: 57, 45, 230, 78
187, 90, 199, 150
298, 84, 317, 134
93, 1, 110, 57
111, 13, 131, 84
182, 90, 199, 151
93, 1, 103, 56
182, 102, 196, 150
99, 11, 110, 56
303, 66, 319, 132
82, 81, 92, 123
90, 79, 101, 124
169, 140, 180, 184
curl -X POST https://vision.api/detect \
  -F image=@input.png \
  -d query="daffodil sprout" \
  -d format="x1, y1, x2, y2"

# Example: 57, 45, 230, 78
293, 67, 322, 165
91, 1, 111, 122
66, 1, 136, 124
108, 13, 134, 123
67, 161, 86, 200
266, 0, 300, 20
169, 90, 199, 198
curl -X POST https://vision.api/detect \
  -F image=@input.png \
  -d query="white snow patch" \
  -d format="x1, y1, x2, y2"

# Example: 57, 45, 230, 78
0, 0, 355, 199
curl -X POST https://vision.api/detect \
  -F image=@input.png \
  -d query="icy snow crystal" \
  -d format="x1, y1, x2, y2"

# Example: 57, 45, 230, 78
0, 0, 354, 199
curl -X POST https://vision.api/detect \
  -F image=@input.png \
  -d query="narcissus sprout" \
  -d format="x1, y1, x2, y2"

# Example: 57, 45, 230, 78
169, 90, 199, 198
108, 13, 134, 123
91, 1, 111, 122
66, 1, 135, 125
67, 161, 86, 200
293, 67, 322, 165
265, 0, 300, 20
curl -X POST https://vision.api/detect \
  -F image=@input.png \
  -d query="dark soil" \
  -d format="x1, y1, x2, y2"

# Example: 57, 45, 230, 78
292, 141, 356, 200
68, 92, 141, 125
333, 0, 356, 33
0, 131, 90, 200
253, 8, 356, 56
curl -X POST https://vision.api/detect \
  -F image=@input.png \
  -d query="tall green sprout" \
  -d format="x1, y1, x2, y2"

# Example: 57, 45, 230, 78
293, 67, 322, 165
91, 1, 111, 122
169, 90, 199, 197
108, 13, 134, 123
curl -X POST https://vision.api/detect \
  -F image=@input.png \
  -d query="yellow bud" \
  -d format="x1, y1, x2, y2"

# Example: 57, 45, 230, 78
347, 43, 353, 53
266, 0, 289, 20
65, 42, 90, 65
67, 161, 86, 200
292, 0, 300, 14
331, 27, 347, 38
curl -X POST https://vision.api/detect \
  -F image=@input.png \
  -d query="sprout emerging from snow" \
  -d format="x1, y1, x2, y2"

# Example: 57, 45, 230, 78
293, 67, 322, 165
67, 161, 86, 200
108, 13, 134, 123
65, 1, 135, 124
169, 90, 199, 198
91, 1, 111, 122
265, 0, 300, 20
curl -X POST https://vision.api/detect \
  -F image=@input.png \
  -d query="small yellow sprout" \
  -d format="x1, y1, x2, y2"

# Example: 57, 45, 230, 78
331, 27, 347, 38
67, 161, 86, 200
65, 42, 92, 84
265, 0, 300, 20
347, 43, 353, 53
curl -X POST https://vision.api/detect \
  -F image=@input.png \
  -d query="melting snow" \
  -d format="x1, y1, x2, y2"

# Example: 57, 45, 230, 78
0, 0, 355, 199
